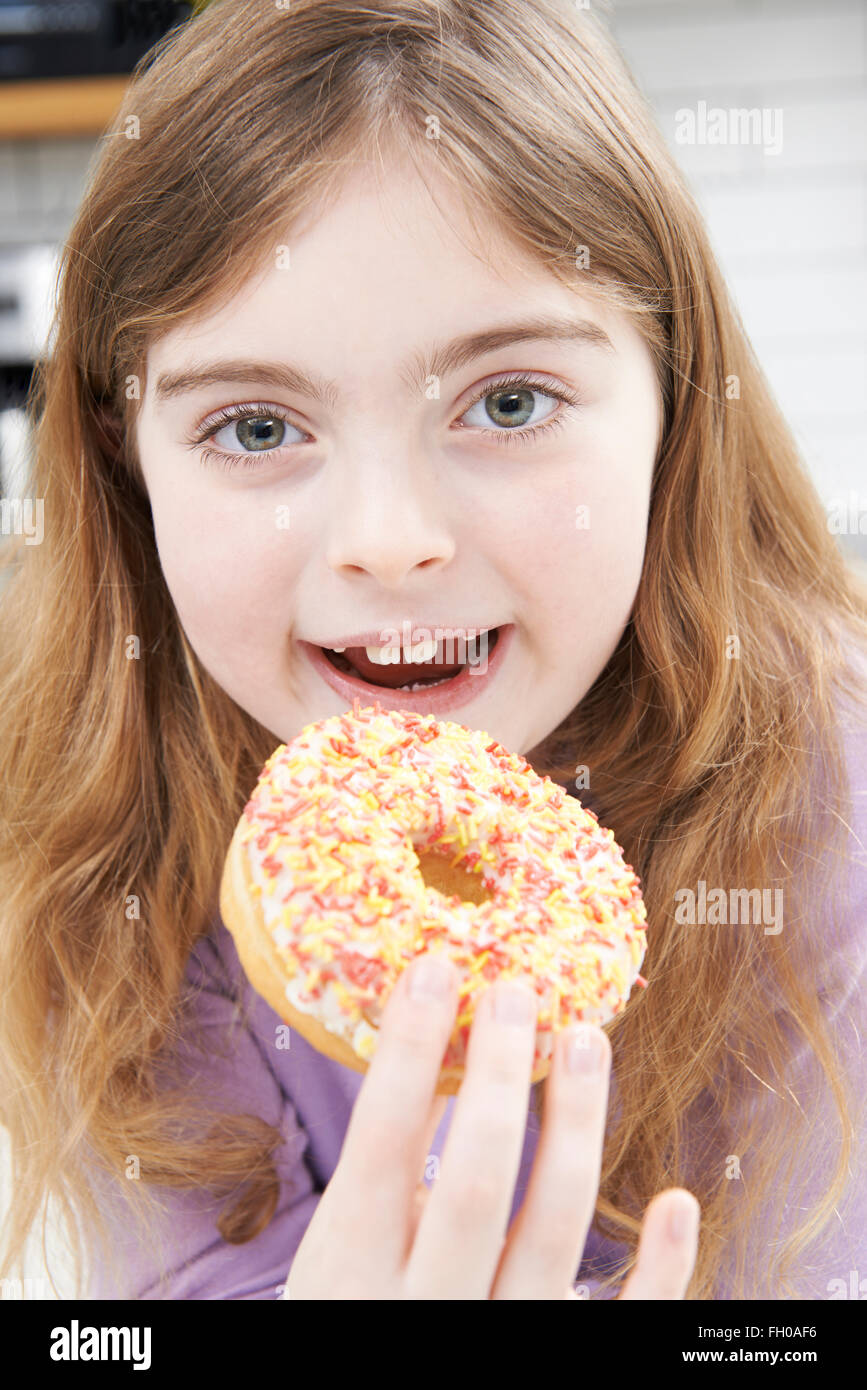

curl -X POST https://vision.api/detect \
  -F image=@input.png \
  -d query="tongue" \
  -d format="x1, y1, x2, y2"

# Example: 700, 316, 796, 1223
342, 646, 465, 688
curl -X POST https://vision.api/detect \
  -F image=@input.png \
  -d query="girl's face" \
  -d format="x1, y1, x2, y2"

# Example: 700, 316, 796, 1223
135, 156, 661, 756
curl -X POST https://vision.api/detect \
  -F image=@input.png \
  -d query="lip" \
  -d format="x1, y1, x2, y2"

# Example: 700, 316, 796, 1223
299, 623, 514, 715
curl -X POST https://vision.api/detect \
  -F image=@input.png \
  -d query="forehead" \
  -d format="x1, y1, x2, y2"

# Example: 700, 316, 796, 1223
142, 153, 647, 399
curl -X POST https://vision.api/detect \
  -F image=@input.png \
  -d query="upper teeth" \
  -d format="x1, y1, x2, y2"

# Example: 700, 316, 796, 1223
327, 628, 493, 662
366, 638, 439, 664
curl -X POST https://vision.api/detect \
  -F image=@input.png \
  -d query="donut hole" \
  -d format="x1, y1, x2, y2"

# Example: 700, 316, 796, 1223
414, 847, 493, 905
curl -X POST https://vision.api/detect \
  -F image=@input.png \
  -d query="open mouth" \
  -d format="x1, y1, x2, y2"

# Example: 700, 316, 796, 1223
320, 627, 501, 691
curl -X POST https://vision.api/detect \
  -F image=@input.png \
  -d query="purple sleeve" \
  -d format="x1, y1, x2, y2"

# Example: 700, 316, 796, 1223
713, 685, 867, 1299
85, 938, 323, 1300
714, 897, 867, 1299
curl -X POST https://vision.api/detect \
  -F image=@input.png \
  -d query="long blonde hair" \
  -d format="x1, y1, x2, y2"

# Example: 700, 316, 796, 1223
2, 0, 865, 1300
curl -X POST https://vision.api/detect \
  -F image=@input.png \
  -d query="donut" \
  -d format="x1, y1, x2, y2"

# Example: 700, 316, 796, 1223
219, 699, 648, 1095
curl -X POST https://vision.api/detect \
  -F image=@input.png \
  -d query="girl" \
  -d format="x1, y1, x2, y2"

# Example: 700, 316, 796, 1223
1, 0, 865, 1301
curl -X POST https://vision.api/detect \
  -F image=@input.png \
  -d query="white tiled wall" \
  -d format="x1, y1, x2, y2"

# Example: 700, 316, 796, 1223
607, 0, 867, 563
0, 0, 865, 1302
0, 137, 98, 243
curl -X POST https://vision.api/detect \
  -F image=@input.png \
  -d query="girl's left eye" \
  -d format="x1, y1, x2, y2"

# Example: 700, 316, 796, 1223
187, 375, 582, 472
457, 375, 582, 449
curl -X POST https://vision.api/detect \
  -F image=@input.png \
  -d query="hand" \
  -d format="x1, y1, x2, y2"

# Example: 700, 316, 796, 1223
284, 953, 700, 1299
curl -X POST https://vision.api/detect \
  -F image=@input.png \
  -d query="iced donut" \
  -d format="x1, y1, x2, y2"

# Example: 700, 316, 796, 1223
219, 699, 648, 1094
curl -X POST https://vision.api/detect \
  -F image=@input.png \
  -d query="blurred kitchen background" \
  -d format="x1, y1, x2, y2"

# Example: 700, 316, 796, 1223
0, 0, 199, 557
0, 0, 865, 1299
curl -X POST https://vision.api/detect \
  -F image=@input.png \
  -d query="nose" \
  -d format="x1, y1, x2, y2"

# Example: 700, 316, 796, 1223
324, 457, 456, 588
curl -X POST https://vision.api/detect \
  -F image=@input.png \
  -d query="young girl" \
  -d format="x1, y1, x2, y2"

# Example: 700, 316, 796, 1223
1, 0, 864, 1301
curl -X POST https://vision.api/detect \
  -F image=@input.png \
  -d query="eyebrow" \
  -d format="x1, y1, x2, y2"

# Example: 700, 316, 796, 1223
153, 315, 615, 408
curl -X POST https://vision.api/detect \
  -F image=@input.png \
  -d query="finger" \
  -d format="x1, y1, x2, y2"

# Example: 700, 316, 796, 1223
409, 1181, 430, 1246
330, 954, 459, 1259
491, 1022, 611, 1299
418, 1094, 449, 1179
618, 1189, 700, 1299
406, 977, 538, 1298
408, 1095, 450, 1246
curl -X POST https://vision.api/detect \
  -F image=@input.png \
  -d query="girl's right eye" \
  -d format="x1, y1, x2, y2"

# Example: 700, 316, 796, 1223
188, 404, 307, 472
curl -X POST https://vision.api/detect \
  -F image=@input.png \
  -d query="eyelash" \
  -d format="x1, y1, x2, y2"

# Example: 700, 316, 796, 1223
187, 373, 583, 472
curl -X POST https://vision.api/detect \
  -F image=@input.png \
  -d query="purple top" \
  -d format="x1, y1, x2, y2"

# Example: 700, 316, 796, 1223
85, 683, 867, 1299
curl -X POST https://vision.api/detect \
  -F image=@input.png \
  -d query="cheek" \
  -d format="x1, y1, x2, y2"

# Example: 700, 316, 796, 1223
490, 430, 652, 595
148, 478, 295, 651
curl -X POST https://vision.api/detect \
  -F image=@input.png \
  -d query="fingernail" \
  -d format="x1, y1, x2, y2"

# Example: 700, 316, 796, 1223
667, 1195, 698, 1242
566, 1025, 606, 1073
408, 955, 453, 1001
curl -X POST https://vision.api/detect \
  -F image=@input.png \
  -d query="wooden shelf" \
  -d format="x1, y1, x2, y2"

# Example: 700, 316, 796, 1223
0, 76, 131, 140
